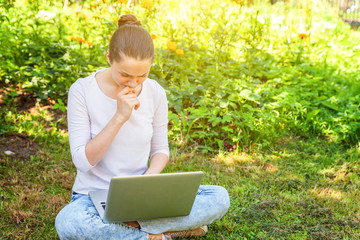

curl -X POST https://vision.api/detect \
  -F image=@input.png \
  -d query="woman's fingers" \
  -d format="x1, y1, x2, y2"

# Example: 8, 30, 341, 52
119, 86, 134, 95
115, 87, 141, 123
126, 95, 140, 110
123, 87, 140, 110
134, 100, 140, 110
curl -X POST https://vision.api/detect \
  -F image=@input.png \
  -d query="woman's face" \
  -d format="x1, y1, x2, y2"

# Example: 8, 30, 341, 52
107, 53, 152, 90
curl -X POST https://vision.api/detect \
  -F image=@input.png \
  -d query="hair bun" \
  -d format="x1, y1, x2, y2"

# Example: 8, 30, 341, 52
118, 14, 142, 27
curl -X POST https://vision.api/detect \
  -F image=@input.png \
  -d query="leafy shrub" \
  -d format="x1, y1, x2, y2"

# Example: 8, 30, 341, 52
1, 0, 359, 151
0, 2, 106, 102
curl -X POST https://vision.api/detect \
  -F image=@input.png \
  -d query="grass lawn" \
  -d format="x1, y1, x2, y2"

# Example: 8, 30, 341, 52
1, 107, 359, 239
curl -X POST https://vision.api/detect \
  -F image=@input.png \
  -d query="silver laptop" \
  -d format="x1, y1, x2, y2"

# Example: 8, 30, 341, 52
89, 171, 203, 223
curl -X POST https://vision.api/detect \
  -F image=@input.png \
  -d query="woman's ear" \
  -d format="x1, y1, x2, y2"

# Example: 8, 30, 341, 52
106, 51, 111, 65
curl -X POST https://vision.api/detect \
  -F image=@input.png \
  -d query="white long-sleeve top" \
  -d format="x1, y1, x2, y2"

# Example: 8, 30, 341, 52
67, 69, 169, 194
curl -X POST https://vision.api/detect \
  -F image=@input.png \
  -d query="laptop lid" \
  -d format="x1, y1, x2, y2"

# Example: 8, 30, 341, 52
89, 171, 203, 223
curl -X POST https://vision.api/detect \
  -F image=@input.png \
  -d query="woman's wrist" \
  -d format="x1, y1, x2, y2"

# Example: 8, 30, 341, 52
144, 153, 169, 175
113, 113, 127, 125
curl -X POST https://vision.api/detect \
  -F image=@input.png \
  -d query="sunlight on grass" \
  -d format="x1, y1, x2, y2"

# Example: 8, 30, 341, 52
264, 163, 279, 173
310, 187, 343, 200
268, 152, 293, 161
319, 167, 335, 176
212, 152, 253, 165
212, 150, 284, 174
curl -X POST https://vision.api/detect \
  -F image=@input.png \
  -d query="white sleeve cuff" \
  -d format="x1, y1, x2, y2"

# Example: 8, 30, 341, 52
72, 145, 94, 172
150, 149, 169, 159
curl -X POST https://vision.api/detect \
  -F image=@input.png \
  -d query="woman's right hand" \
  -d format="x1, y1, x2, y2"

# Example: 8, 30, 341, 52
115, 87, 140, 123
84, 86, 140, 166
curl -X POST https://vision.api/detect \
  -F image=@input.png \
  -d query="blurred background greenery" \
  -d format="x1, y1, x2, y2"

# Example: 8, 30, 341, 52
1, 0, 359, 152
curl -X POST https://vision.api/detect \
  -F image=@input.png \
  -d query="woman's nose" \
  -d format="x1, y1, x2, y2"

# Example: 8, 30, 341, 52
127, 78, 137, 88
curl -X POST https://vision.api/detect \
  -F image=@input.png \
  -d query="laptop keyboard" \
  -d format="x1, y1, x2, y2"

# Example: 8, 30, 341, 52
100, 201, 106, 210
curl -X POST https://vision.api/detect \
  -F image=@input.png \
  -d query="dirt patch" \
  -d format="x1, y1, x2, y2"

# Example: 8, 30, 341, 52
0, 81, 37, 112
0, 133, 39, 160
16, 94, 38, 113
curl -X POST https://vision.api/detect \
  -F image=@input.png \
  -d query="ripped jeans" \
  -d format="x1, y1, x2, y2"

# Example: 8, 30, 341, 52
55, 185, 230, 240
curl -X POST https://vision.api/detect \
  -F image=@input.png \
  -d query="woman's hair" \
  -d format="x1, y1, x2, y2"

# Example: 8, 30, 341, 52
109, 14, 154, 63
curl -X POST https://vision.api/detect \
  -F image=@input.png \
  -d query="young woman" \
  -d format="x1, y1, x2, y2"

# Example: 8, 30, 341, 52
55, 14, 230, 240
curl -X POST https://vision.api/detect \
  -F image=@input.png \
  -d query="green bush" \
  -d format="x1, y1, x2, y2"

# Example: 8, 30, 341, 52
1, 0, 359, 151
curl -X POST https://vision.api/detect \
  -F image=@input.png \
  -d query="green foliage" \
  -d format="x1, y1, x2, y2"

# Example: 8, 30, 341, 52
148, 0, 360, 149
0, 1, 107, 102
1, 0, 359, 151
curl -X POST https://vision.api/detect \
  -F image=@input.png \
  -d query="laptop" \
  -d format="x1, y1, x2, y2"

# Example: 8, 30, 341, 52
89, 171, 203, 223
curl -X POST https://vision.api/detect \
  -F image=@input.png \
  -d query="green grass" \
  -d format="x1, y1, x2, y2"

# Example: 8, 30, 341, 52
1, 108, 360, 239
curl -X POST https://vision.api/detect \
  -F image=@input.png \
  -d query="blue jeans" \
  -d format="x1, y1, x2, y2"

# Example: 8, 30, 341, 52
55, 185, 230, 240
